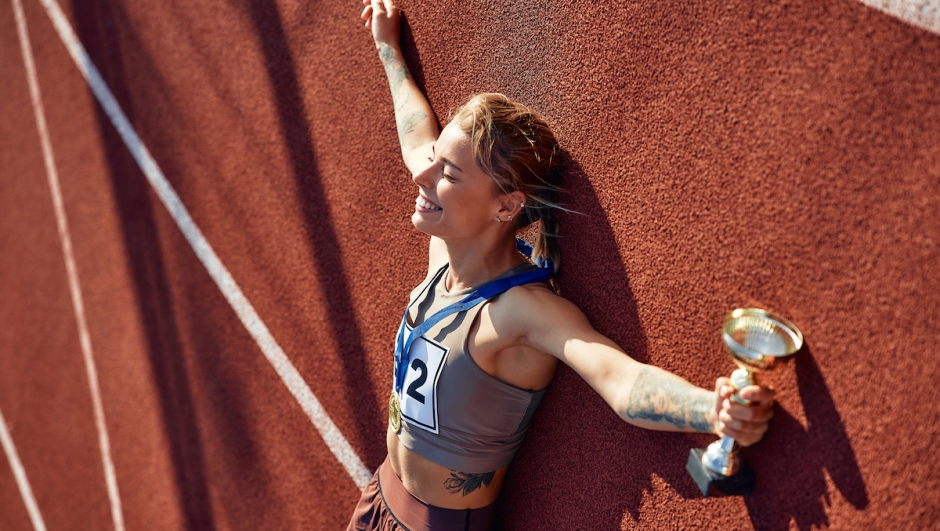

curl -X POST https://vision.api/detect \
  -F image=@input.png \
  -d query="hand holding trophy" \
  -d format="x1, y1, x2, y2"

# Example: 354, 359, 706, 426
687, 308, 804, 496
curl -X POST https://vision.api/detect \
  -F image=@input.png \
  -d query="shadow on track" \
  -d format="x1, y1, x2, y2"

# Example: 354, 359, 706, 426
73, 2, 217, 528
555, 156, 649, 364
498, 163, 866, 529
244, 0, 384, 465
496, 156, 658, 530
744, 344, 868, 531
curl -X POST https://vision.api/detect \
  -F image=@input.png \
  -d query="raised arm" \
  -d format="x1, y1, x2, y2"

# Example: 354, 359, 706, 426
507, 287, 774, 446
361, 0, 438, 173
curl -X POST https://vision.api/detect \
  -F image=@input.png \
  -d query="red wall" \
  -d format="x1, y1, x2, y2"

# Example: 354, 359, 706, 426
0, 0, 937, 529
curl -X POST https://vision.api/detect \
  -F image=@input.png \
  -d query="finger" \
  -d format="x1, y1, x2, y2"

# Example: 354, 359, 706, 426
714, 377, 732, 392
717, 411, 769, 438
724, 400, 774, 423
371, 0, 385, 14
361, 5, 371, 20
719, 408, 772, 431
719, 409, 748, 430
738, 385, 775, 406
383, 0, 395, 14
714, 377, 735, 400
718, 424, 768, 447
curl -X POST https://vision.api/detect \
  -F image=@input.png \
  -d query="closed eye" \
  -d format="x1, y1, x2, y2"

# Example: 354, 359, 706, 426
431, 143, 464, 174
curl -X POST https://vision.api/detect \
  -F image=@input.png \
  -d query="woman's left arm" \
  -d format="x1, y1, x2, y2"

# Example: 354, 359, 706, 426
512, 287, 774, 446
361, 0, 438, 173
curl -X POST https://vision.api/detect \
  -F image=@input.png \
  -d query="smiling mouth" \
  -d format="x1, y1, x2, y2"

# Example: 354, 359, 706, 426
416, 195, 442, 211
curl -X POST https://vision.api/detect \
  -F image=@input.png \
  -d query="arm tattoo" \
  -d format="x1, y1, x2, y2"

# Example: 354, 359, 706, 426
398, 111, 428, 136
625, 367, 714, 433
689, 392, 713, 433
378, 44, 427, 139
394, 91, 411, 112
444, 470, 495, 496
378, 43, 410, 95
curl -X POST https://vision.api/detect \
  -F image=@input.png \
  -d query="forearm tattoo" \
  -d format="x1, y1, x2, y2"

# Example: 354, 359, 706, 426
378, 43, 428, 141
398, 111, 428, 136
444, 470, 495, 496
394, 90, 411, 112
379, 43, 410, 95
625, 367, 714, 433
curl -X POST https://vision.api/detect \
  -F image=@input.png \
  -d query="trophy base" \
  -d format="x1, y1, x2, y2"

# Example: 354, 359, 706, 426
686, 448, 756, 497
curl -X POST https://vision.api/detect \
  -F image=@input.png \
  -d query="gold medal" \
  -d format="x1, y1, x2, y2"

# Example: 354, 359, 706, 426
388, 391, 402, 433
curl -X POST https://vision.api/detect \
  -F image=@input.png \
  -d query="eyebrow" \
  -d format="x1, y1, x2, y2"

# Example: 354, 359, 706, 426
432, 144, 463, 173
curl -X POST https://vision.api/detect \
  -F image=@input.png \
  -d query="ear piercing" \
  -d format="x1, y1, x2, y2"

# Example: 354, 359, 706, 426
497, 204, 524, 222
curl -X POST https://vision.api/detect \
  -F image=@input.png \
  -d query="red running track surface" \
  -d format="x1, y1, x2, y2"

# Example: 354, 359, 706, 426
1, 0, 938, 529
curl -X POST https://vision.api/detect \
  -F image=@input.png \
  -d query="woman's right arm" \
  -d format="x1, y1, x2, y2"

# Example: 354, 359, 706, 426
361, 0, 439, 173
497, 286, 776, 447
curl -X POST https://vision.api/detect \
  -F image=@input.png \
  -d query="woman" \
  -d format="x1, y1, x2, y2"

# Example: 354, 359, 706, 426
349, 1, 775, 529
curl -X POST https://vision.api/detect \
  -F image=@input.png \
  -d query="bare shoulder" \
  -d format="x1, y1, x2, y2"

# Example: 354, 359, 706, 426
486, 282, 591, 345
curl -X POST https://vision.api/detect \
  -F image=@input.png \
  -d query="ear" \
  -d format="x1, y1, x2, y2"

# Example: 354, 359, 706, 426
495, 190, 526, 221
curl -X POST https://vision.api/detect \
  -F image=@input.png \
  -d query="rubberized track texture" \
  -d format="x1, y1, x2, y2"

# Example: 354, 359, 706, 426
1, 0, 938, 530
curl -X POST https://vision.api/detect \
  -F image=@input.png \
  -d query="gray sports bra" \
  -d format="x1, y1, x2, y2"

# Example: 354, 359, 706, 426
395, 263, 548, 473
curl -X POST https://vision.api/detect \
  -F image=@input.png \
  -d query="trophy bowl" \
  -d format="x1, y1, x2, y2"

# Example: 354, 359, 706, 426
722, 308, 803, 372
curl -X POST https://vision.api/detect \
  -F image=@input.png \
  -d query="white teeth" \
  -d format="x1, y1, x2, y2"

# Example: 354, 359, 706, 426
416, 196, 441, 210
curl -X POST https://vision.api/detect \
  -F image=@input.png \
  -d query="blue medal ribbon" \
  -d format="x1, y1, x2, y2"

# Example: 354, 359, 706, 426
393, 238, 553, 395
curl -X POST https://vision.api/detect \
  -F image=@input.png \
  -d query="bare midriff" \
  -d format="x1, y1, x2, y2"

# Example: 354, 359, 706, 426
386, 426, 509, 509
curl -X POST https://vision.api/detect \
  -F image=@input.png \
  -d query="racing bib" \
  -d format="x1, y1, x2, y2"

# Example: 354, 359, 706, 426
399, 332, 449, 434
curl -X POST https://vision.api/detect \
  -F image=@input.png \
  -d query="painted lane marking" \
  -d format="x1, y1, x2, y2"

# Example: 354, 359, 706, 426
33, 0, 373, 490
0, 407, 47, 531
858, 0, 940, 34
12, 0, 127, 529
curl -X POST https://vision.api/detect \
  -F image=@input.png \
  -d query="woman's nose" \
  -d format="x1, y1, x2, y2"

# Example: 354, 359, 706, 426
412, 161, 434, 188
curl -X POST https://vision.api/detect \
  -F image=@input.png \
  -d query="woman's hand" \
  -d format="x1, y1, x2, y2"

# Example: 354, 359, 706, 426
711, 378, 775, 446
361, 0, 401, 50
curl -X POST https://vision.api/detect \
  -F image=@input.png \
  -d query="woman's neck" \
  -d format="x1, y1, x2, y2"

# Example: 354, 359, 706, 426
442, 234, 525, 292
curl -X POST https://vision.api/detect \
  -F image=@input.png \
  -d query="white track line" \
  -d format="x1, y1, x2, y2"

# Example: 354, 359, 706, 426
858, 0, 940, 35
0, 407, 47, 531
12, 0, 127, 529
34, 0, 373, 489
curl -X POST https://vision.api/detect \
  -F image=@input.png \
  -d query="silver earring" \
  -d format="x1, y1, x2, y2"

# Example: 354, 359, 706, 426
496, 217, 503, 223
508, 215, 513, 221
520, 202, 525, 208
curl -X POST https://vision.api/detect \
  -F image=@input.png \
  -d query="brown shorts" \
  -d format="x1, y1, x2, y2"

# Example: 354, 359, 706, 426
346, 456, 496, 531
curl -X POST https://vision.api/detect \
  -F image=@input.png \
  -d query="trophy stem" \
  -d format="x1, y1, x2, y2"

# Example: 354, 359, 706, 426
702, 435, 740, 476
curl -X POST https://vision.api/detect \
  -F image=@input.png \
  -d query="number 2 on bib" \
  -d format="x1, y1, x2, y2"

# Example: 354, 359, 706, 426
406, 359, 428, 403
400, 334, 449, 433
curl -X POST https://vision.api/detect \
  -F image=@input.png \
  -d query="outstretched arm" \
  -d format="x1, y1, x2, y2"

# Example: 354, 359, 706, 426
361, 0, 438, 172
509, 287, 774, 446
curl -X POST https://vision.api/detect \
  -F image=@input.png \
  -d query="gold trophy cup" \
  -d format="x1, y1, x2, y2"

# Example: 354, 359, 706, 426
686, 308, 803, 496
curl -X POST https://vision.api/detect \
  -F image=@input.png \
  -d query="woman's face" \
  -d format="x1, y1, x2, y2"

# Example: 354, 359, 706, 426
411, 120, 504, 239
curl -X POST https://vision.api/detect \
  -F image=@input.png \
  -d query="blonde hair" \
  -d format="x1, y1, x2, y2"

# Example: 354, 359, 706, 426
452, 93, 565, 271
